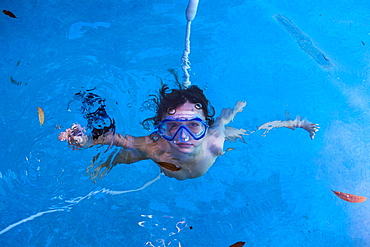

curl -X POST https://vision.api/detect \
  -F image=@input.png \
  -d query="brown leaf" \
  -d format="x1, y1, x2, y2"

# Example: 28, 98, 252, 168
332, 189, 366, 203
229, 241, 245, 247
3, 10, 16, 18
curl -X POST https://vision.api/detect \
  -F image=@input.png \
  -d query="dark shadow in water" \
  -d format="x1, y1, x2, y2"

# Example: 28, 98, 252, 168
274, 14, 333, 69
73, 90, 116, 140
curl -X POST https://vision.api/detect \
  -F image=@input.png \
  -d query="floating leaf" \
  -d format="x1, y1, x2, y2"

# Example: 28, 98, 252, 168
37, 107, 45, 126
229, 242, 245, 247
332, 190, 366, 203
3, 10, 16, 18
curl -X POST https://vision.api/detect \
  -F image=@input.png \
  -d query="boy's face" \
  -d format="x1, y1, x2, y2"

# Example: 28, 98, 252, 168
162, 101, 206, 154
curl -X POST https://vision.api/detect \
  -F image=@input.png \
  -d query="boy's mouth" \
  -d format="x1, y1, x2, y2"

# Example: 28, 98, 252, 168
176, 143, 193, 148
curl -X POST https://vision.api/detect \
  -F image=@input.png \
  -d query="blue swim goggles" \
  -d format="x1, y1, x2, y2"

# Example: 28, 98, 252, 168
157, 117, 208, 142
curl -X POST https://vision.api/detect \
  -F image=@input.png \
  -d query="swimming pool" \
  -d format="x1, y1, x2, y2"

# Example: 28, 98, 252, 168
1, 0, 370, 246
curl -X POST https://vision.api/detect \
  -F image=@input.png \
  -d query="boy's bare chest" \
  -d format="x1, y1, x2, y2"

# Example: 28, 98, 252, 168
143, 136, 221, 179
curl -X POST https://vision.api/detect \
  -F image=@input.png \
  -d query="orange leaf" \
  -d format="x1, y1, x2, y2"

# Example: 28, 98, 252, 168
332, 189, 366, 203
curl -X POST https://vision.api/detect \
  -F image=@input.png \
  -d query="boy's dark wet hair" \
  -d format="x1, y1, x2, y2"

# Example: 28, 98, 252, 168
143, 84, 215, 129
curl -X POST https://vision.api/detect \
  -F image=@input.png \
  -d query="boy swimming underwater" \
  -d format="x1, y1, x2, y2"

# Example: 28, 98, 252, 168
59, 84, 319, 180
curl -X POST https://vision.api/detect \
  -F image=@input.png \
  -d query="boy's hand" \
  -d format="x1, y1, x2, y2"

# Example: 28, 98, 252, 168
234, 101, 247, 113
58, 123, 90, 150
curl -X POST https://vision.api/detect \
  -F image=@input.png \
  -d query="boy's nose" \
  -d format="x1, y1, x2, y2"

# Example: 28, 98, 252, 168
178, 128, 190, 142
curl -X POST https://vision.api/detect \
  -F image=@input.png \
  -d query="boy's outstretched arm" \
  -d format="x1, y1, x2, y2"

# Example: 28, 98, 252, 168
58, 123, 139, 150
58, 123, 152, 166
257, 116, 319, 139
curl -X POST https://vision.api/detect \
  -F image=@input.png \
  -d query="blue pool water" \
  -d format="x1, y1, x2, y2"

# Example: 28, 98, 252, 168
1, 0, 370, 246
